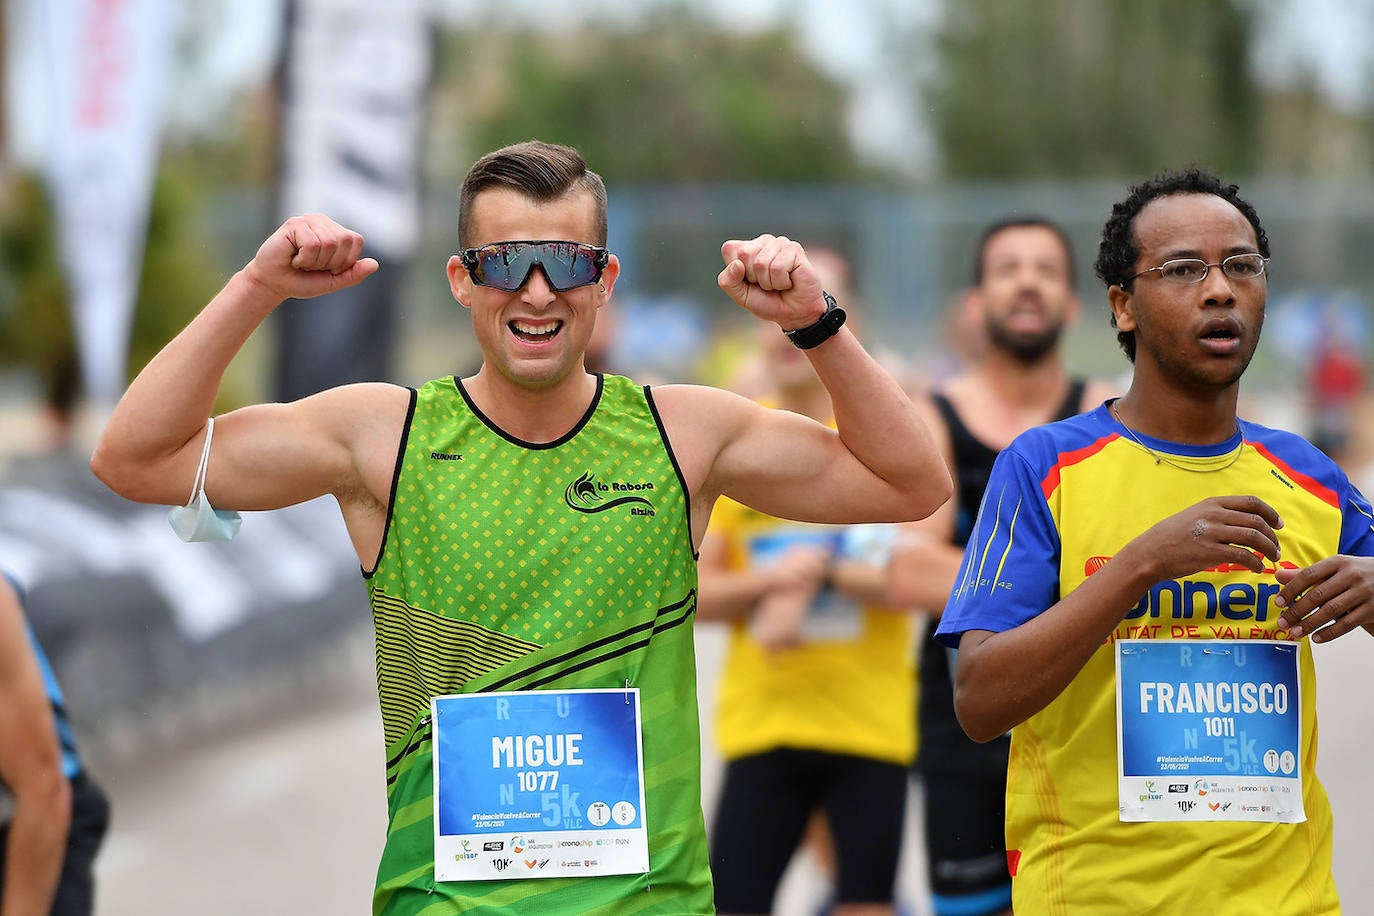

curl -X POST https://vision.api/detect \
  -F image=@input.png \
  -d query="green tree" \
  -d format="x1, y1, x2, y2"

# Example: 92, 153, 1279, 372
0, 175, 75, 406
435, 9, 873, 183
917, 0, 1261, 178
0, 160, 237, 414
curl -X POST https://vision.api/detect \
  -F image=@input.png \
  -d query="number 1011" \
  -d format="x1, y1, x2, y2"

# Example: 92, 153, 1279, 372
1203, 716, 1235, 737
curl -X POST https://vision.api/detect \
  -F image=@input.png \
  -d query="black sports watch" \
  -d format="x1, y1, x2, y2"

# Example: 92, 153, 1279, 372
783, 291, 846, 350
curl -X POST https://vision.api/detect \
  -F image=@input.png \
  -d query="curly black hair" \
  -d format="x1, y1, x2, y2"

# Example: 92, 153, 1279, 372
1094, 167, 1270, 361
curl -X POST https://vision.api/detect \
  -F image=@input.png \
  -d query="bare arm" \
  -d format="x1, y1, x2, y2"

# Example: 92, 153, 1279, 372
695, 530, 826, 623
92, 212, 384, 508
887, 532, 967, 613
695, 526, 830, 658
953, 495, 1284, 741
890, 379, 1123, 615
829, 553, 899, 607
658, 236, 951, 544
91, 215, 384, 513
0, 580, 71, 916
887, 394, 966, 613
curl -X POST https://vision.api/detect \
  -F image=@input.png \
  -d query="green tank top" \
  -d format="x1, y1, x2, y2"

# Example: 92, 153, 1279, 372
365, 374, 712, 915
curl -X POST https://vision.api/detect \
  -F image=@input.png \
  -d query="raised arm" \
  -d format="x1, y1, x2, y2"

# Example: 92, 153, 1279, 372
0, 579, 70, 916
657, 236, 950, 542
90, 217, 400, 548
952, 495, 1284, 741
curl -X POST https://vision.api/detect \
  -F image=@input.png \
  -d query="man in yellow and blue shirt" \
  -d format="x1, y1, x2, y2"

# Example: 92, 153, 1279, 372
937, 167, 1374, 914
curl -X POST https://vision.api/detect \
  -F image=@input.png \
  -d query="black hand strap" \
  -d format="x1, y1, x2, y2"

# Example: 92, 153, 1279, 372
784, 291, 846, 350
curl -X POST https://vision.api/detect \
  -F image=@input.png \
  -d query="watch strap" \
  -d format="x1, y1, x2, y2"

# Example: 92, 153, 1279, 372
784, 291, 846, 350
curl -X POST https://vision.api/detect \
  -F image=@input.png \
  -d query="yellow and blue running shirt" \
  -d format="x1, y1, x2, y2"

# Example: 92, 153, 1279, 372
937, 403, 1374, 915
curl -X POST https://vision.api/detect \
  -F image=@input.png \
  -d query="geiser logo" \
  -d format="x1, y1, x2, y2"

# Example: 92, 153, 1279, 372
564, 471, 656, 517
1084, 554, 1299, 622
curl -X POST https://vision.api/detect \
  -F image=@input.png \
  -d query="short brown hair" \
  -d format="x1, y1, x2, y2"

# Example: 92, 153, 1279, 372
458, 140, 608, 247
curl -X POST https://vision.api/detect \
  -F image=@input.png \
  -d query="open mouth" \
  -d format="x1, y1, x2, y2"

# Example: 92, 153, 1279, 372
510, 319, 562, 343
1005, 312, 1047, 333
1198, 319, 1241, 353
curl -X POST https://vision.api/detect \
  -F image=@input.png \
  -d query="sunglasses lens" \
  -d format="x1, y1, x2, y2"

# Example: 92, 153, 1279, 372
468, 243, 605, 292
544, 242, 601, 291
471, 245, 528, 292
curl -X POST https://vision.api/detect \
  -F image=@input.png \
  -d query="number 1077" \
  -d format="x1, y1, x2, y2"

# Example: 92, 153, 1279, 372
518, 770, 560, 791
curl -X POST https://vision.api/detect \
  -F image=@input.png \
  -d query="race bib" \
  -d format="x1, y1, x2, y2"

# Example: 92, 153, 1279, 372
747, 527, 862, 641
1116, 639, 1304, 823
431, 688, 650, 881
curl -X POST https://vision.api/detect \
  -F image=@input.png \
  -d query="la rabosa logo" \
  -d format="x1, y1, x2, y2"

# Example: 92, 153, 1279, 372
564, 471, 656, 517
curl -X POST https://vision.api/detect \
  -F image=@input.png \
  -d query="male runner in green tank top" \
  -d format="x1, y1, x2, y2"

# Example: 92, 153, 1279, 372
91, 140, 952, 915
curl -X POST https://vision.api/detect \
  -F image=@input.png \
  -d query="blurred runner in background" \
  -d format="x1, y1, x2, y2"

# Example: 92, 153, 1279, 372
888, 216, 1112, 916
0, 571, 109, 916
699, 248, 913, 916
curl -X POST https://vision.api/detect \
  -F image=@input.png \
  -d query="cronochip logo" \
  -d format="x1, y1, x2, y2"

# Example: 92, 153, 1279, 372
564, 471, 656, 516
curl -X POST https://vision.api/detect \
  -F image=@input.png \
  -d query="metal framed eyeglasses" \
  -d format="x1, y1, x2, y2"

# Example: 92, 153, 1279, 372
1127, 253, 1269, 286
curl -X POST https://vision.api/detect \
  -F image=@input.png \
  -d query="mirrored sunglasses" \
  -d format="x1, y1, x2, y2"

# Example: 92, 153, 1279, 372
459, 240, 609, 292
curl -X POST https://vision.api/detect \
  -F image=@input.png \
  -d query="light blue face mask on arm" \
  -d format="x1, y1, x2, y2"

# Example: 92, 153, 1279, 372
167, 416, 242, 543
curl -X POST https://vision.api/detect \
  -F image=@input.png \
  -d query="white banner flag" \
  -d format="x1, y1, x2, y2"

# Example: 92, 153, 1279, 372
278, 0, 432, 258
40, 0, 174, 406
